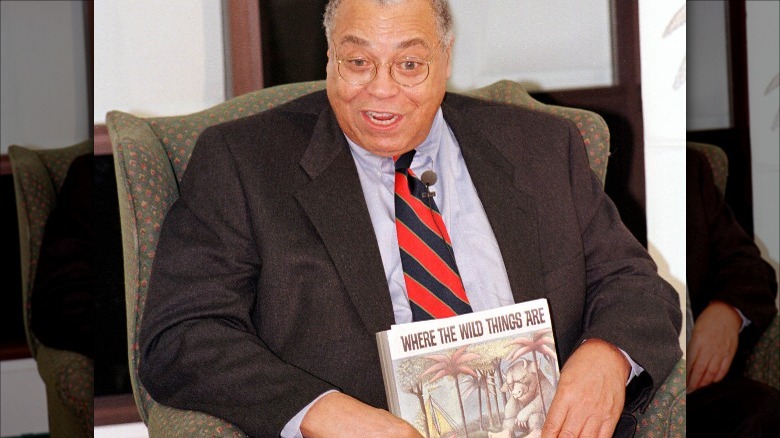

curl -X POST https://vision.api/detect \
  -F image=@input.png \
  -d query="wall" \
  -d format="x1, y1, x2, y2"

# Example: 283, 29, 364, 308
0, 359, 48, 436
686, 1, 730, 130
93, 0, 226, 124
448, 0, 613, 92
0, 0, 89, 154
93, 1, 612, 119
746, 0, 780, 294
638, 0, 687, 353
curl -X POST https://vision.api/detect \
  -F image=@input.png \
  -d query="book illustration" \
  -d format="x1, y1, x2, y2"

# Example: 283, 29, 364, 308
378, 299, 558, 438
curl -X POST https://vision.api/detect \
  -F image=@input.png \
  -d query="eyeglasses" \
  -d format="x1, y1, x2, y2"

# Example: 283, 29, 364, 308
333, 42, 441, 87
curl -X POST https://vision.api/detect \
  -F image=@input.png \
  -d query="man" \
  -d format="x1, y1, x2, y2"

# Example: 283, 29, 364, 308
139, 1, 681, 436
686, 147, 779, 436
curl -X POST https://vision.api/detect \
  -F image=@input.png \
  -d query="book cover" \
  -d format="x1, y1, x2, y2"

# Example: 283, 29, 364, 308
376, 298, 559, 438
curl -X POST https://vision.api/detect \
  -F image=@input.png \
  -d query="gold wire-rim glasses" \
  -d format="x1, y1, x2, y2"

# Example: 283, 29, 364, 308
333, 41, 443, 87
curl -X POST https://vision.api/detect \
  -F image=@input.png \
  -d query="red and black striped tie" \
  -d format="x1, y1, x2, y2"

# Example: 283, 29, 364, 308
394, 149, 472, 321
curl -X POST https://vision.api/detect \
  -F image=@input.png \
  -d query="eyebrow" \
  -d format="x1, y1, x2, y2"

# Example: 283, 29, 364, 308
338, 35, 431, 51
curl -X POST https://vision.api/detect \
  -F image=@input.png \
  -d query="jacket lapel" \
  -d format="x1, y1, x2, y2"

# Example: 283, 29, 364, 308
442, 100, 544, 304
294, 107, 396, 335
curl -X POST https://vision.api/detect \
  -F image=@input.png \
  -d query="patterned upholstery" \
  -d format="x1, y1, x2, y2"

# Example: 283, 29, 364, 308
634, 359, 686, 438
687, 142, 780, 391
8, 140, 95, 438
687, 141, 728, 194
745, 315, 780, 389
107, 80, 679, 436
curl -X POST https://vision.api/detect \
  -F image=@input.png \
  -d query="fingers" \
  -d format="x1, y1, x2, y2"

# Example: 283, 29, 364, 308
543, 404, 618, 438
542, 339, 626, 437
686, 325, 738, 392
597, 415, 620, 438
541, 396, 569, 437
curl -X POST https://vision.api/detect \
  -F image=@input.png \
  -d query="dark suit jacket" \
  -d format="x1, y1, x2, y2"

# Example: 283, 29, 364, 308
686, 148, 777, 370
140, 91, 681, 437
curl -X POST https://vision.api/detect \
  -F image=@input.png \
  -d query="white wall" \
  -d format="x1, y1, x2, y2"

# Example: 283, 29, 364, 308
746, 0, 780, 295
93, 1, 612, 120
638, 0, 687, 353
0, 359, 48, 436
686, 1, 731, 130
448, 0, 613, 92
93, 0, 226, 124
0, 0, 89, 154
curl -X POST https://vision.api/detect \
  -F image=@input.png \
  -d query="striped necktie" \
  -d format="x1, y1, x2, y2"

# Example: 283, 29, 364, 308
394, 149, 472, 321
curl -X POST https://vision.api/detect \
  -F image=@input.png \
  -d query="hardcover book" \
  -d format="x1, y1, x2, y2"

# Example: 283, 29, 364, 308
376, 298, 559, 438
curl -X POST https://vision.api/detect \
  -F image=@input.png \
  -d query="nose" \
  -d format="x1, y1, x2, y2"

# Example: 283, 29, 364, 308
365, 63, 400, 99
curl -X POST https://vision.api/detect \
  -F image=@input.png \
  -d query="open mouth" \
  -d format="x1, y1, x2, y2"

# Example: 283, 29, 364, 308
364, 111, 401, 126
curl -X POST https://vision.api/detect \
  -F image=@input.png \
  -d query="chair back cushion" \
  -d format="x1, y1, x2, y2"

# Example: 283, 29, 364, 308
687, 141, 728, 195
107, 79, 610, 427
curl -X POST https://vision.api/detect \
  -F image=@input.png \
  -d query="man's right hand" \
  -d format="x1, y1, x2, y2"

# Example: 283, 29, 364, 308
300, 392, 422, 438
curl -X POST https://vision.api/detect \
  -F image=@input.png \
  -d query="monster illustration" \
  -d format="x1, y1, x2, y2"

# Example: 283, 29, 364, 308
489, 358, 555, 438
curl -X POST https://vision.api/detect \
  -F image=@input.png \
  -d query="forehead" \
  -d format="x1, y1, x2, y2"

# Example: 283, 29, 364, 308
332, 0, 438, 49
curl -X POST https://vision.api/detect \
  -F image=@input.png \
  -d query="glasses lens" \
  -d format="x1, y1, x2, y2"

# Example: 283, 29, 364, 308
391, 58, 430, 87
338, 58, 376, 85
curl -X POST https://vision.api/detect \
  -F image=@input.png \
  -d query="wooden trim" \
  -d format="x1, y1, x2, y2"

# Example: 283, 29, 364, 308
94, 393, 143, 426
0, 155, 11, 176
0, 342, 32, 361
727, 0, 751, 134
94, 124, 112, 156
724, 0, 753, 235
84, 1, 94, 137
612, 0, 641, 86
226, 0, 264, 97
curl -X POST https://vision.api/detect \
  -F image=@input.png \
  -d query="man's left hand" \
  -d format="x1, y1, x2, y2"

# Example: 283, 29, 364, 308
542, 338, 630, 438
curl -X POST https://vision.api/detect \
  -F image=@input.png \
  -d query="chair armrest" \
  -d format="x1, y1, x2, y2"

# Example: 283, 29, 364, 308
634, 358, 686, 437
36, 345, 94, 433
147, 402, 248, 438
745, 313, 780, 390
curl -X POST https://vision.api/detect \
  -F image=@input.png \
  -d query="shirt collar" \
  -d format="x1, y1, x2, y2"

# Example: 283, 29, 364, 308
345, 108, 445, 175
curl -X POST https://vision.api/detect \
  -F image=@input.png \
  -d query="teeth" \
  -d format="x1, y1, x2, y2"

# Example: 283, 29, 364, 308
366, 111, 399, 125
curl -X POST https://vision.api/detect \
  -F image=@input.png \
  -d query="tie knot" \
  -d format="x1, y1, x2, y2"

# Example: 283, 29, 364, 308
394, 149, 416, 172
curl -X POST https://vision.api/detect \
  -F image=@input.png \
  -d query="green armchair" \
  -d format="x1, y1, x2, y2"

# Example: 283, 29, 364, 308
107, 80, 684, 436
8, 140, 95, 438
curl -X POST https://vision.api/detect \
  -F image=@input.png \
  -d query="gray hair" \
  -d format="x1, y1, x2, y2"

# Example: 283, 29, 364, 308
323, 0, 454, 48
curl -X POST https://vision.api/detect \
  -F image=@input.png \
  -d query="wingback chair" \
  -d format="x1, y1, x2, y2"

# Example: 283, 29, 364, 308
107, 80, 685, 437
8, 140, 94, 438
687, 141, 780, 391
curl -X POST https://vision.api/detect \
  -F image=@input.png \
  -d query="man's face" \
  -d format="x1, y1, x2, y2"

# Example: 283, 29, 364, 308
326, 0, 452, 157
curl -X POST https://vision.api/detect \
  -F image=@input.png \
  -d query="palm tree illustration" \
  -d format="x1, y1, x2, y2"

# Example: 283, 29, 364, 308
459, 368, 497, 431
423, 346, 480, 438
397, 358, 434, 437
506, 328, 559, 407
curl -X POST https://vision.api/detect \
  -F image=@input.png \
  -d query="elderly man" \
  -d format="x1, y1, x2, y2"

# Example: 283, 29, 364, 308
139, 0, 681, 437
